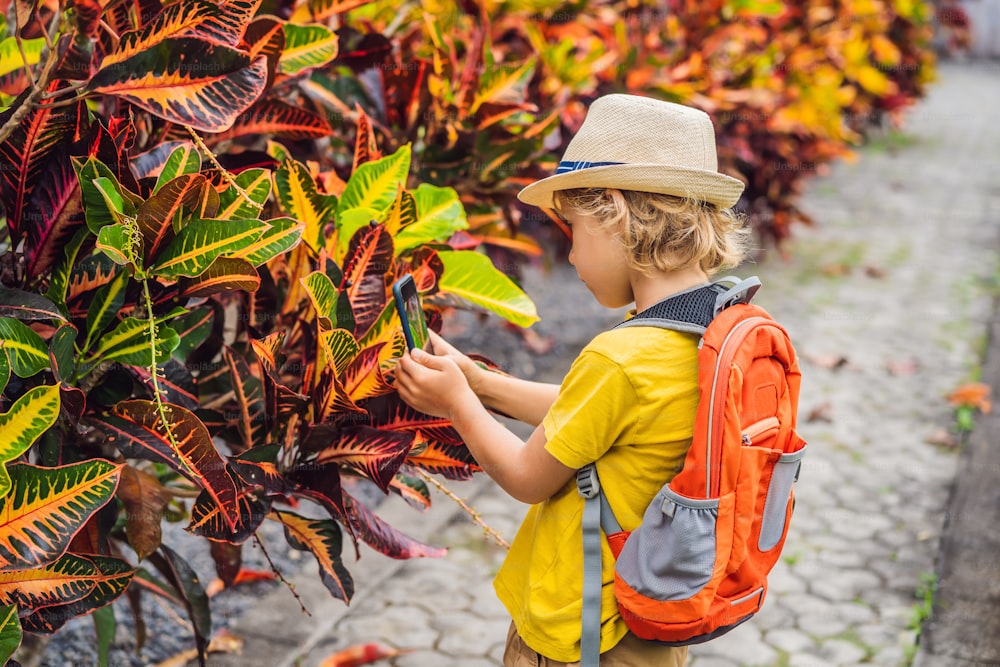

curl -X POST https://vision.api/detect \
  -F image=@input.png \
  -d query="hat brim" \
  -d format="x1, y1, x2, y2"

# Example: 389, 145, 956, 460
517, 163, 745, 209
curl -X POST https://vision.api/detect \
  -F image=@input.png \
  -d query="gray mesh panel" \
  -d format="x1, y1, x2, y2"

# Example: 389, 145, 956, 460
758, 446, 807, 551
616, 488, 721, 601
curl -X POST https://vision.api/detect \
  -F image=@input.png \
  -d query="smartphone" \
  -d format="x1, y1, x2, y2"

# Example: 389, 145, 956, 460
392, 275, 430, 351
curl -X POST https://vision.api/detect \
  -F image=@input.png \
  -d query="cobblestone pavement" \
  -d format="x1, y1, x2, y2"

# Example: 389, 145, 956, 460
213, 60, 1000, 667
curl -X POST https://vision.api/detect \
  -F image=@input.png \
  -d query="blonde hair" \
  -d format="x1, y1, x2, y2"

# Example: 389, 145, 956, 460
553, 188, 751, 276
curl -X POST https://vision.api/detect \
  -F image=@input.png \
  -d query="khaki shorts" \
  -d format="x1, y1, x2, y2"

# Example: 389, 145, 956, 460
503, 622, 689, 667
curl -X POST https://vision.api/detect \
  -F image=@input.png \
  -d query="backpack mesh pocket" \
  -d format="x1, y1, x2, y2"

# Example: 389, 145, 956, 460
758, 443, 807, 551
616, 488, 730, 602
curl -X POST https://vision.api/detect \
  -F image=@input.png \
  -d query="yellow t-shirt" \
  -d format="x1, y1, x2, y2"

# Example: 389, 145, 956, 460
493, 325, 700, 663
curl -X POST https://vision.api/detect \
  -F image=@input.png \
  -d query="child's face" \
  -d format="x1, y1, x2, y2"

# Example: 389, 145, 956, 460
559, 207, 633, 308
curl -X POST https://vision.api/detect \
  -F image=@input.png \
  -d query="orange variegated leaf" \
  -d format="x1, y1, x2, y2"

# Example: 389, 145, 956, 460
89, 38, 268, 133
362, 393, 462, 446
137, 173, 209, 264
318, 328, 358, 377
187, 488, 269, 543
178, 256, 261, 298
351, 103, 382, 172
20, 555, 135, 633
313, 366, 364, 422
250, 332, 284, 382
97, 400, 240, 530
212, 99, 333, 142
405, 440, 481, 481
270, 510, 353, 602
340, 223, 393, 337
342, 344, 390, 402
222, 346, 265, 450
0, 552, 97, 611
101, 0, 263, 69
0, 461, 123, 571
290, 0, 372, 22
310, 425, 411, 492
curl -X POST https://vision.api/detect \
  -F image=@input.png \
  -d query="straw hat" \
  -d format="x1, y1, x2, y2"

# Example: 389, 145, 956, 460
517, 94, 745, 209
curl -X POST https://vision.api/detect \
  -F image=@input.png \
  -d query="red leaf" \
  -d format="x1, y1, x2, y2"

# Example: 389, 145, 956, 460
319, 643, 411, 667
97, 401, 241, 530
340, 223, 393, 337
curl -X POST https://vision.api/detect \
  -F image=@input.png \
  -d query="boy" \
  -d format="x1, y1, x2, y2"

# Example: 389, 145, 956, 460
395, 94, 749, 666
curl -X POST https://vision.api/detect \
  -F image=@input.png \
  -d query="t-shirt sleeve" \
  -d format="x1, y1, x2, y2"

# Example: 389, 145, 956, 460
542, 349, 638, 470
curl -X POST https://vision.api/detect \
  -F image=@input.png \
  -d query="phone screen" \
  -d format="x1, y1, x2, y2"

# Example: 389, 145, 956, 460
393, 277, 429, 351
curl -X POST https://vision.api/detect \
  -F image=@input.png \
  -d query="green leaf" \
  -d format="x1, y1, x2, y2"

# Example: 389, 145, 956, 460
333, 207, 378, 263
302, 271, 337, 329
0, 317, 49, 378
394, 184, 468, 253
274, 159, 336, 253
45, 225, 91, 309
92, 318, 180, 367
170, 308, 215, 363
149, 219, 268, 279
233, 217, 304, 266
0, 604, 21, 664
0, 287, 67, 322
95, 223, 133, 266
84, 271, 130, 353
337, 145, 411, 217
93, 603, 116, 667
217, 168, 271, 220
0, 349, 9, 396
153, 144, 202, 194
48, 324, 78, 384
0, 384, 61, 498
278, 24, 339, 76
72, 157, 140, 234
436, 251, 539, 327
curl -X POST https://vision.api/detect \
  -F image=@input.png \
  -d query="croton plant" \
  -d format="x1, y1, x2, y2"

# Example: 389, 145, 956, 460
0, 0, 538, 663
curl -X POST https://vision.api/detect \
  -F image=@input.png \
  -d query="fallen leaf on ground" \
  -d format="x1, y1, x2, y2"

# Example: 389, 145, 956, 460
803, 352, 849, 370
319, 642, 412, 667
885, 357, 919, 376
806, 402, 834, 423
206, 568, 279, 597
924, 427, 958, 448
946, 382, 992, 413
154, 629, 243, 667
820, 262, 852, 277
864, 265, 888, 279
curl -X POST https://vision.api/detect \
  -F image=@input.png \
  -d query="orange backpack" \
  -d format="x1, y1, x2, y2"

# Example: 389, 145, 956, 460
576, 277, 806, 666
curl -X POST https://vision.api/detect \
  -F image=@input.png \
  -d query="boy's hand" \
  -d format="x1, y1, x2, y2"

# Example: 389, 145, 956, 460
395, 347, 478, 419
427, 331, 486, 395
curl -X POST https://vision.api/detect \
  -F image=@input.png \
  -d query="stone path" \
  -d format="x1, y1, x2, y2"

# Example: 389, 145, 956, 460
210, 59, 1000, 667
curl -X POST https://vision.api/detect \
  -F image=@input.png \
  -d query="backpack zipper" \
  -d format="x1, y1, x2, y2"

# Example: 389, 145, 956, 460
742, 416, 780, 445
705, 317, 775, 497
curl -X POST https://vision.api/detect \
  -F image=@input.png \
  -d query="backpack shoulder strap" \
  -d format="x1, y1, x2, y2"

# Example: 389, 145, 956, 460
616, 276, 762, 335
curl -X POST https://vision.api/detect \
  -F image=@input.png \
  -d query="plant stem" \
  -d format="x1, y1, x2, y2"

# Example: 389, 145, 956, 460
142, 277, 194, 476
252, 532, 310, 615
185, 125, 263, 212
415, 469, 510, 549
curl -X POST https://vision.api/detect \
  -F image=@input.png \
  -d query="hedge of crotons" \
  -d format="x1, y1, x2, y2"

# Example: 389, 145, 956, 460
343, 0, 936, 247
0, 0, 936, 662
0, 0, 538, 663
